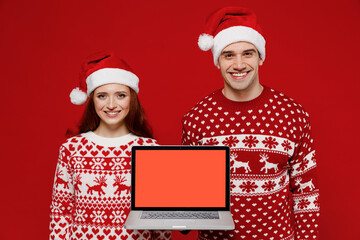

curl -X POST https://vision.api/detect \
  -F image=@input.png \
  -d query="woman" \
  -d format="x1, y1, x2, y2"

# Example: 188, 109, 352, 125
49, 51, 171, 240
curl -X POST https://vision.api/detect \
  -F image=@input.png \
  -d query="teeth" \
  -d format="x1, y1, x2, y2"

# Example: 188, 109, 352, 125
232, 72, 247, 77
107, 112, 118, 115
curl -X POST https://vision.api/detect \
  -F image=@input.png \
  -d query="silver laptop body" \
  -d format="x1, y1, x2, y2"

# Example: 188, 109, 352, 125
124, 145, 235, 230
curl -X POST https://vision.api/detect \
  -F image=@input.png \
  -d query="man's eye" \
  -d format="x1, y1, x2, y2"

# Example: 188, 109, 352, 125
244, 52, 253, 56
225, 54, 233, 58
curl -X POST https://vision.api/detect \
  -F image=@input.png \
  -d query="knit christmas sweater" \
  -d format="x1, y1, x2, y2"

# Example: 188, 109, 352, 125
182, 86, 320, 240
50, 132, 171, 240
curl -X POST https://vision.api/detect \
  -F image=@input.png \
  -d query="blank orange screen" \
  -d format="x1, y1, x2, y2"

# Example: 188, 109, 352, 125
135, 150, 226, 207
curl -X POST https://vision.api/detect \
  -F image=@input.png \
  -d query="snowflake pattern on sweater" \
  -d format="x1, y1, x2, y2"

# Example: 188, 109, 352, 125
50, 132, 171, 240
182, 87, 320, 240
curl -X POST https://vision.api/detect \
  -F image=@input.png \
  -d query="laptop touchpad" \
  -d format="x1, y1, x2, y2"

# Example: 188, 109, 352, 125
165, 219, 196, 227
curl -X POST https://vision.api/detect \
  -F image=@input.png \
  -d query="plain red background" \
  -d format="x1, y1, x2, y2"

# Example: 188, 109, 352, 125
0, 0, 359, 239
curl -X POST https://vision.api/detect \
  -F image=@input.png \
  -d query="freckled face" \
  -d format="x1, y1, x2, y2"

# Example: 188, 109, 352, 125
93, 83, 130, 128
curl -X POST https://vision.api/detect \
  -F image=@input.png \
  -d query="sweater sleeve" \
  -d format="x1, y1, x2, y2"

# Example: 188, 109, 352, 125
49, 145, 74, 240
289, 115, 320, 239
181, 114, 201, 146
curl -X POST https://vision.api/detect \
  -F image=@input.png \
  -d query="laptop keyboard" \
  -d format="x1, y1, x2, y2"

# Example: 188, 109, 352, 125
140, 211, 219, 219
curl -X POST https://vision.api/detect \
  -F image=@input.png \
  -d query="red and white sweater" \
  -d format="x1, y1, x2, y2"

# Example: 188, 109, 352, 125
182, 87, 320, 240
50, 132, 171, 240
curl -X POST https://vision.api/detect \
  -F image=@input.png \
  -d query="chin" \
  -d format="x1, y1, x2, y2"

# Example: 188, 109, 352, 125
101, 118, 125, 127
229, 82, 251, 91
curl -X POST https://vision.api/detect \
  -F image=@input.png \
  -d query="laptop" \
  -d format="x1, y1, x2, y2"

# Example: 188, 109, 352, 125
124, 145, 234, 230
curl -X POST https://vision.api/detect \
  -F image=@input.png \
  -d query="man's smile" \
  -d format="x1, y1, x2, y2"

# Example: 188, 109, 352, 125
228, 70, 251, 80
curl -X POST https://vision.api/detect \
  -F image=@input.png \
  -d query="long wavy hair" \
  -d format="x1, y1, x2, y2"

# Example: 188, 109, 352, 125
67, 88, 153, 138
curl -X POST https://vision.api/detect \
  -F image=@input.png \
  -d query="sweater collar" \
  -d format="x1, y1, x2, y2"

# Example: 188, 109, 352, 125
213, 85, 271, 111
81, 131, 138, 147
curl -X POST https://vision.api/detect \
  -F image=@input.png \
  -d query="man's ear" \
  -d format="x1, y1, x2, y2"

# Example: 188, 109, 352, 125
259, 58, 264, 66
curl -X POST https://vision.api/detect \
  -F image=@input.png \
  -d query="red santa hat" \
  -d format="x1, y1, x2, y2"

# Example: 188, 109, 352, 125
198, 6, 266, 66
70, 51, 139, 105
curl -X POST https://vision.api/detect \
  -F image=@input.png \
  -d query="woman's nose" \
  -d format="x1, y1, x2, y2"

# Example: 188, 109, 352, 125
107, 97, 116, 109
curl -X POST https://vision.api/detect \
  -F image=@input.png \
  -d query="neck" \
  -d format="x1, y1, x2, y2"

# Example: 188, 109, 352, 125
93, 122, 130, 138
223, 83, 263, 102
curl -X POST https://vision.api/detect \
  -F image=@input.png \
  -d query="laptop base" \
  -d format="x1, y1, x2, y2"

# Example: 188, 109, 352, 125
124, 211, 235, 230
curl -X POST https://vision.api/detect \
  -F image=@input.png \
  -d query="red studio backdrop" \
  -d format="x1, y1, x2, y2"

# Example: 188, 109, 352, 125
0, 0, 359, 239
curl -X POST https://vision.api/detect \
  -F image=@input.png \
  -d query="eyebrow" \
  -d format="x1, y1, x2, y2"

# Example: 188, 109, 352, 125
243, 49, 257, 53
221, 50, 234, 55
221, 48, 257, 55
95, 90, 128, 95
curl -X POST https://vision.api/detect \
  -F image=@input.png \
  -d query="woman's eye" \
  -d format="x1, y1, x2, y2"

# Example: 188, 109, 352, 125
118, 94, 126, 98
97, 94, 106, 99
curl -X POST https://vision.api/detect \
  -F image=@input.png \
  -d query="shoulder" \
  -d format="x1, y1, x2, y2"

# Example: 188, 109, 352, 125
63, 134, 83, 145
182, 90, 221, 123
55, 134, 86, 162
60, 134, 86, 151
130, 136, 158, 146
269, 87, 311, 123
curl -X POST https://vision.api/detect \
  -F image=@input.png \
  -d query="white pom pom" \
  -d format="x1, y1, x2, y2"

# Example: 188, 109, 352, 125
70, 87, 87, 105
198, 33, 214, 51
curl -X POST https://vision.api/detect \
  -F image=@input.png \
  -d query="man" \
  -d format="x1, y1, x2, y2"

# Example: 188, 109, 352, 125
182, 7, 320, 240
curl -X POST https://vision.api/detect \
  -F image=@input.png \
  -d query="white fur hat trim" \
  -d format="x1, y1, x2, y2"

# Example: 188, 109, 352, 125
86, 68, 139, 95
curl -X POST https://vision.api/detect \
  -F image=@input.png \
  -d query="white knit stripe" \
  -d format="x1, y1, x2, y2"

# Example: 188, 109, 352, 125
200, 134, 295, 156
293, 190, 320, 213
74, 169, 130, 197
76, 195, 131, 210
71, 158, 130, 173
231, 169, 289, 196
291, 150, 316, 177
71, 150, 132, 158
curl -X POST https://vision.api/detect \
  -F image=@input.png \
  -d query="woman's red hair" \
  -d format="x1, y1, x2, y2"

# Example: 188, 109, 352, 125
67, 88, 153, 138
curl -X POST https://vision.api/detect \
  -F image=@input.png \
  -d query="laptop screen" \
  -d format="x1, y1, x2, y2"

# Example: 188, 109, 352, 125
131, 146, 230, 210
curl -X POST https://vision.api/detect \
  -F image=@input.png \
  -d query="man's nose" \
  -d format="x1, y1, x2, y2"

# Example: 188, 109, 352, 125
233, 56, 246, 70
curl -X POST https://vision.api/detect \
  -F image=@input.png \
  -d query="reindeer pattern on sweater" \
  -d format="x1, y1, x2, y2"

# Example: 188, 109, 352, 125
50, 132, 171, 240
182, 87, 320, 240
